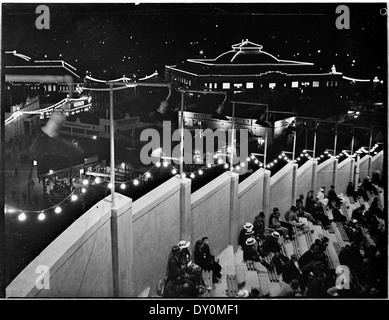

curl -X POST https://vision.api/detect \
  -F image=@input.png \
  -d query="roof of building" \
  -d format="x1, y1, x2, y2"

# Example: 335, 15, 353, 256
167, 39, 338, 78
5, 51, 81, 79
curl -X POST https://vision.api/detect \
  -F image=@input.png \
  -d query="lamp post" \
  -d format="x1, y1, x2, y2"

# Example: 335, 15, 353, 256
230, 101, 235, 172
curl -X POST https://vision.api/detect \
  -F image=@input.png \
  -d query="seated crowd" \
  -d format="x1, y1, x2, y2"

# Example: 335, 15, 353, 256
161, 171, 385, 298
237, 175, 386, 298
163, 237, 222, 298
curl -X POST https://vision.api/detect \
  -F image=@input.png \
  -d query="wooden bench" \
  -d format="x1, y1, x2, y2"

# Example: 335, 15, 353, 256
304, 226, 314, 248
291, 226, 301, 258
335, 222, 350, 242
333, 241, 342, 257
225, 274, 238, 297
263, 254, 279, 283
200, 270, 213, 297
318, 233, 335, 269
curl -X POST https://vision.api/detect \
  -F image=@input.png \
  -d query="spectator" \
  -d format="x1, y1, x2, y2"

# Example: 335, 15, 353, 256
269, 207, 292, 239
243, 238, 273, 271
372, 170, 382, 187
194, 237, 222, 283
284, 206, 304, 229
283, 254, 303, 286
357, 182, 369, 202
298, 244, 322, 270
352, 205, 366, 223
177, 240, 191, 266
296, 194, 317, 224
306, 261, 328, 297
239, 222, 254, 247
327, 185, 343, 208
253, 212, 266, 240
332, 203, 347, 223
363, 176, 378, 195
305, 190, 317, 213
270, 251, 290, 276
316, 187, 329, 208
262, 231, 282, 254
346, 182, 358, 202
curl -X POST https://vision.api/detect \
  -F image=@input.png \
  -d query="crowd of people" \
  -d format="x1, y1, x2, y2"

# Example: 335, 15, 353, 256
161, 172, 385, 298
235, 175, 386, 298
163, 237, 222, 298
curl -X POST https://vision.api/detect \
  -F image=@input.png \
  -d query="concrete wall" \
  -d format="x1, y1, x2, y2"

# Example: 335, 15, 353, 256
297, 160, 313, 198
270, 163, 294, 219
359, 155, 371, 182
371, 151, 384, 174
238, 168, 265, 226
6, 193, 133, 297
132, 176, 182, 296
317, 158, 335, 191
7, 147, 371, 297
336, 158, 354, 194
191, 172, 231, 256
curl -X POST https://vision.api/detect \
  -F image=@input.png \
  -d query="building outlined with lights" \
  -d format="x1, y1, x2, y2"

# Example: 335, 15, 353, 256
165, 39, 347, 93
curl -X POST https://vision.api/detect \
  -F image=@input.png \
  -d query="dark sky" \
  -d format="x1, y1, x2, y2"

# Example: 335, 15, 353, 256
2, 2, 387, 80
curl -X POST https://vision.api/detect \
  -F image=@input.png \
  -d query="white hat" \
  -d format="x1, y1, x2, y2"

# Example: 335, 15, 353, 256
245, 238, 257, 246
178, 240, 190, 249
245, 229, 255, 235
244, 222, 253, 230
320, 187, 325, 192
237, 289, 250, 297
271, 231, 280, 238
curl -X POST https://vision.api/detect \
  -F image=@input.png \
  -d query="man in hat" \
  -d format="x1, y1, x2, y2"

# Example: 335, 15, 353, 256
243, 238, 273, 271
167, 245, 184, 283
239, 222, 254, 247
262, 231, 282, 254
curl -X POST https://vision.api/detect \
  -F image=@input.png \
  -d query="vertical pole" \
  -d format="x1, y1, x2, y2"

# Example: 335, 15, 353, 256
292, 130, 297, 161
354, 154, 360, 192
350, 128, 355, 155
0, 6, 6, 297
109, 83, 115, 206
313, 129, 317, 159
230, 102, 235, 172
109, 82, 119, 297
368, 127, 373, 156
305, 124, 308, 150
180, 91, 185, 178
333, 123, 338, 158
368, 127, 373, 175
264, 130, 268, 167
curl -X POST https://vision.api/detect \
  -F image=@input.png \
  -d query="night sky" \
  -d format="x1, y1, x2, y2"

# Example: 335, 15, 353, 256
2, 2, 387, 80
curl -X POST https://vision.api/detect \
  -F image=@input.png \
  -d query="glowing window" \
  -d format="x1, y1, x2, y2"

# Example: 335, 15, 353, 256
313, 81, 320, 87
222, 83, 230, 89
269, 83, 276, 89
291, 81, 299, 88
246, 82, 254, 89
